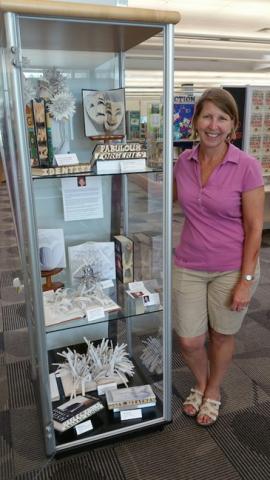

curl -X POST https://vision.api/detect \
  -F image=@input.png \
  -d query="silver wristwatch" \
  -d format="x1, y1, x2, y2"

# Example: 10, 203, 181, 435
241, 274, 255, 281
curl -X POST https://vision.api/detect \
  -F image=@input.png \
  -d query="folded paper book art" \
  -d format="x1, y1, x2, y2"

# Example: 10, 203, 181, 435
24, 66, 76, 167
43, 282, 120, 326
82, 88, 126, 138
68, 241, 116, 286
52, 394, 103, 432
54, 338, 135, 399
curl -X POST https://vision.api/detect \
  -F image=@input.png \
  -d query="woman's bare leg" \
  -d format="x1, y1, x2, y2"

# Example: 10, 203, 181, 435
197, 328, 235, 424
179, 333, 208, 415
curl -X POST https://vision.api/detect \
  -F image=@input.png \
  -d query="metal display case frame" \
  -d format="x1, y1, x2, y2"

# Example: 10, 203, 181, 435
0, 0, 180, 455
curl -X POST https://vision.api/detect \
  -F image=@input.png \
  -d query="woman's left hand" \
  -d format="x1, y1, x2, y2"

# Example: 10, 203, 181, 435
231, 280, 252, 312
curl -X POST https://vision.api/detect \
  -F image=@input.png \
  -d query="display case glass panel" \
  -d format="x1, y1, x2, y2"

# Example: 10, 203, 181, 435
0, 1, 177, 454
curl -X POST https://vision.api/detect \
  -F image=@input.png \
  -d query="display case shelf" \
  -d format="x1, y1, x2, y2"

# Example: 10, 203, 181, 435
31, 167, 163, 180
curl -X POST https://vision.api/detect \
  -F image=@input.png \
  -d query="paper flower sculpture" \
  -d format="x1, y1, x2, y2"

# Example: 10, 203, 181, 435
23, 66, 76, 121
48, 91, 76, 121
54, 338, 135, 399
54, 347, 93, 398
43, 66, 66, 96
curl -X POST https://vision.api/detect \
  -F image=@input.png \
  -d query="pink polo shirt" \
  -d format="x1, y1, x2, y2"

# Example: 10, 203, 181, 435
174, 143, 264, 272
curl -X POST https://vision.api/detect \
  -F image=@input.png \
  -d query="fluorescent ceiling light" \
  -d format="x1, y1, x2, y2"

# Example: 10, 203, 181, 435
125, 69, 270, 89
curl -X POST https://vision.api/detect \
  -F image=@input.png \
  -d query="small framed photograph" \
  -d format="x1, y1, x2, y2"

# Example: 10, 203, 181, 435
77, 175, 86, 187
82, 88, 126, 138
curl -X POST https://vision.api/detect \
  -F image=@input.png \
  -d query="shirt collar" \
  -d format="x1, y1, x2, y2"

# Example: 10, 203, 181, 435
187, 142, 240, 164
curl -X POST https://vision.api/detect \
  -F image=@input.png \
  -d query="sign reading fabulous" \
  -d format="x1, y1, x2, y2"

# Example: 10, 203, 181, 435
92, 142, 147, 161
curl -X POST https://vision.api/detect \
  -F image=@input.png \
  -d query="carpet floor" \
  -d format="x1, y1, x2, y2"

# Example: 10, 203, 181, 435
1, 182, 270, 480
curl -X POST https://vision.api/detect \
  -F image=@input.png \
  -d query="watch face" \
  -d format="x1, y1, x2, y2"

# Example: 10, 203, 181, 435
244, 274, 254, 281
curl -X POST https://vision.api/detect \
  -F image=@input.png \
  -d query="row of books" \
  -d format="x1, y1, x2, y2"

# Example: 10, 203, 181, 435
52, 384, 156, 432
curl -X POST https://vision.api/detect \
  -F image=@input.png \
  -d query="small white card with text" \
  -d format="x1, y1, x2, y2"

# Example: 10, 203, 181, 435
99, 279, 114, 289
87, 307, 105, 322
97, 382, 117, 396
128, 281, 145, 291
120, 409, 142, 421
55, 153, 79, 166
75, 420, 93, 435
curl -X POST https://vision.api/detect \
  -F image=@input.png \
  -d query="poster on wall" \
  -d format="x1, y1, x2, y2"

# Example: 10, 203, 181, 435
173, 95, 195, 141
82, 88, 126, 139
242, 87, 270, 165
223, 87, 246, 150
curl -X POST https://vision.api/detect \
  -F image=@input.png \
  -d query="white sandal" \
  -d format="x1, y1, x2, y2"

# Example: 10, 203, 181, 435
197, 398, 221, 426
183, 388, 204, 417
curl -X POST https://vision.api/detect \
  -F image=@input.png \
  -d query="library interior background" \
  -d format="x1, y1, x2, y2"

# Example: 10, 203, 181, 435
1, 1, 270, 479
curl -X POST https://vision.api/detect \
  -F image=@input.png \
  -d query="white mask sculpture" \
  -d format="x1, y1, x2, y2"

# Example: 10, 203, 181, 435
83, 89, 125, 137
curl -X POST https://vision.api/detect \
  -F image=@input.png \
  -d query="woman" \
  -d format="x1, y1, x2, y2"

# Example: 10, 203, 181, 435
173, 88, 264, 426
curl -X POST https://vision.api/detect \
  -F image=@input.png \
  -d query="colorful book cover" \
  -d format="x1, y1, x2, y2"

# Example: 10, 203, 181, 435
114, 235, 133, 284
25, 103, 39, 166
45, 100, 54, 166
173, 95, 195, 141
32, 98, 49, 167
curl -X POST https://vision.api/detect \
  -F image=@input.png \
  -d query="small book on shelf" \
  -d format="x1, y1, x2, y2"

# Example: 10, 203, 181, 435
52, 395, 104, 432
105, 384, 156, 410
114, 235, 134, 284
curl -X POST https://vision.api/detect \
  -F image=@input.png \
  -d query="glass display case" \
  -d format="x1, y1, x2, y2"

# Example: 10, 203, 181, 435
0, 0, 180, 455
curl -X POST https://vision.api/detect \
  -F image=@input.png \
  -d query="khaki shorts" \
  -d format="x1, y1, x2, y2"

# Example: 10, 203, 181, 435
173, 264, 260, 337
